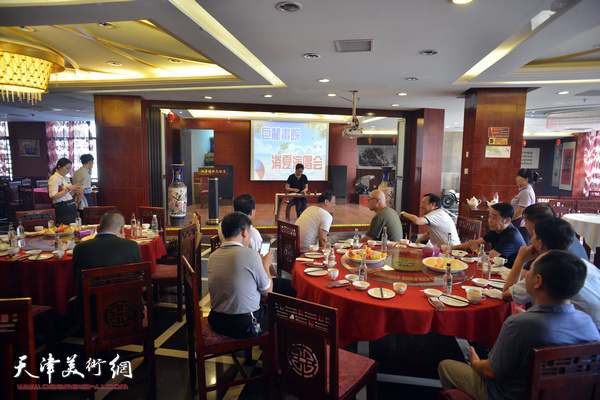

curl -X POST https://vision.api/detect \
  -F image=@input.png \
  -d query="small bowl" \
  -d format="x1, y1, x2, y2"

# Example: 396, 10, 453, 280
147, 232, 156, 240
352, 281, 370, 291
52, 250, 65, 258
309, 244, 319, 252
7, 247, 19, 256
472, 278, 489, 287
336, 248, 348, 255
345, 274, 359, 282
399, 239, 410, 245
334, 243, 345, 249
34, 226, 44, 232
466, 289, 484, 304
327, 268, 339, 280
142, 223, 150, 229
367, 240, 377, 247
393, 282, 407, 294
493, 257, 507, 266
423, 288, 442, 297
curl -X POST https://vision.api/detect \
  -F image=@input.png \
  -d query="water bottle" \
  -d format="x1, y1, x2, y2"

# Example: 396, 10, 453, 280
16, 220, 25, 239
481, 251, 489, 275
381, 226, 388, 253
8, 223, 18, 248
443, 262, 453, 294
482, 257, 491, 280
445, 233, 452, 259
353, 228, 360, 249
130, 213, 137, 239
358, 252, 367, 281
136, 220, 142, 238
477, 243, 485, 270
151, 214, 159, 234
54, 234, 61, 251
75, 216, 82, 231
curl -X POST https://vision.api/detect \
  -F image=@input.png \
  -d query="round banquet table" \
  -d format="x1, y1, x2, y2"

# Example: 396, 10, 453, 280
0, 235, 167, 313
563, 214, 600, 261
292, 246, 514, 349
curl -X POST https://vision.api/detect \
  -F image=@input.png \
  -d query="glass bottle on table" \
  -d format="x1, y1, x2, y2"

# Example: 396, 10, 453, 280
54, 234, 61, 251
477, 243, 485, 271
381, 226, 388, 253
8, 223, 18, 248
482, 255, 492, 280
358, 252, 367, 282
75, 216, 82, 231
130, 213, 137, 239
151, 214, 159, 235
16, 220, 24, 239
136, 220, 142, 238
443, 262, 453, 294
444, 233, 452, 259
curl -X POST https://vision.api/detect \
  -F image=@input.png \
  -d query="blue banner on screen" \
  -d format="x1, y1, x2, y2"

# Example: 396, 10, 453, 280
250, 121, 329, 181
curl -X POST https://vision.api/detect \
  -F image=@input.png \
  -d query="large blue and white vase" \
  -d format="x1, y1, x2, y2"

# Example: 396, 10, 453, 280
379, 166, 395, 207
168, 164, 187, 227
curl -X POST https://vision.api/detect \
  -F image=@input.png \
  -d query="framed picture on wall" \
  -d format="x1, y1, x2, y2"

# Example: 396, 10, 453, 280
551, 143, 562, 187
357, 145, 396, 169
558, 141, 576, 191
19, 139, 40, 157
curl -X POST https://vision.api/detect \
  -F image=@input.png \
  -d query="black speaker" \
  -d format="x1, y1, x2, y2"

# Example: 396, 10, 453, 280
217, 164, 234, 200
329, 165, 347, 198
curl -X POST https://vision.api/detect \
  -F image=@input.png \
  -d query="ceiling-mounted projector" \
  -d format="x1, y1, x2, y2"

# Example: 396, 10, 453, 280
342, 126, 363, 138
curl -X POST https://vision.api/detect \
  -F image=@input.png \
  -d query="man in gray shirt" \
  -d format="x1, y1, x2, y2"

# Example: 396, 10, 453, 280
438, 250, 599, 400
208, 212, 273, 338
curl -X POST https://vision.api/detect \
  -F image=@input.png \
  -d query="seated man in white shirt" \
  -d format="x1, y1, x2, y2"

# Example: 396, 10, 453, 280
208, 212, 273, 338
400, 193, 460, 246
217, 193, 262, 251
295, 190, 336, 252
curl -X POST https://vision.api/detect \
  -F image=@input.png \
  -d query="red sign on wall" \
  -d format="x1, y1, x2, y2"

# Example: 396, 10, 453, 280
488, 127, 510, 138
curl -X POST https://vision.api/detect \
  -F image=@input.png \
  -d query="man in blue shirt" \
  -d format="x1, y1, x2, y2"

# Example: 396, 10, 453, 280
453, 203, 525, 268
438, 250, 599, 400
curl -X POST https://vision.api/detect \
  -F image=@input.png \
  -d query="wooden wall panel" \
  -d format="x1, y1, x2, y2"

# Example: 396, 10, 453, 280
7, 122, 49, 177
94, 95, 149, 218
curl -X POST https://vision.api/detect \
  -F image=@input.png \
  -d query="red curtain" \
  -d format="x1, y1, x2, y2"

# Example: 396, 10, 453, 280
0, 121, 12, 178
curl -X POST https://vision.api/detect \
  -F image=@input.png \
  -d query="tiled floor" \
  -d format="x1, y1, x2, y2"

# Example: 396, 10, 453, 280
17, 233, 470, 400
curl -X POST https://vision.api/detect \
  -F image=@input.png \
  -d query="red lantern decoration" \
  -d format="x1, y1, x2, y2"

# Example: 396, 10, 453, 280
523, 140, 526, 147
368, 137, 372, 144
167, 111, 175, 123
392, 137, 397, 144
556, 139, 561, 146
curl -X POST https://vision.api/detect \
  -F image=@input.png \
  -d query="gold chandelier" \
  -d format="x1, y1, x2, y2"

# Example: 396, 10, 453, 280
0, 41, 65, 104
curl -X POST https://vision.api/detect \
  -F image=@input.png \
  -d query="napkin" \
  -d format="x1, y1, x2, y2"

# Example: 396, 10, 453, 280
381, 264, 394, 271
295, 257, 313, 262
483, 288, 502, 299
495, 266, 511, 275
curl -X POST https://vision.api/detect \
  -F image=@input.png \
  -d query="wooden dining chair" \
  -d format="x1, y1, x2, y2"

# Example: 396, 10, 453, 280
82, 262, 155, 399
0, 182, 10, 220
576, 200, 600, 214
210, 235, 221, 253
35, 180, 48, 189
15, 208, 56, 231
18, 186, 46, 211
276, 219, 300, 276
456, 216, 483, 242
138, 206, 166, 243
268, 292, 378, 400
553, 206, 572, 218
0, 298, 37, 400
550, 199, 576, 209
183, 256, 271, 400
151, 222, 195, 322
83, 206, 117, 224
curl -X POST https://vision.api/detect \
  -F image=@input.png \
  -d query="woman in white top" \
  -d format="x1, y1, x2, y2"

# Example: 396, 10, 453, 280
511, 168, 538, 244
48, 158, 81, 225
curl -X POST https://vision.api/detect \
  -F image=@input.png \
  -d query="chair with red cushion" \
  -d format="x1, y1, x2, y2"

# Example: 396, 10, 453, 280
276, 219, 300, 276
152, 222, 195, 322
82, 262, 155, 399
0, 298, 37, 400
183, 256, 271, 400
82, 206, 117, 225
268, 292, 378, 400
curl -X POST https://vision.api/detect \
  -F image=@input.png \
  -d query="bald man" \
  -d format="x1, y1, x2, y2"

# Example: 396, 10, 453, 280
360, 189, 403, 242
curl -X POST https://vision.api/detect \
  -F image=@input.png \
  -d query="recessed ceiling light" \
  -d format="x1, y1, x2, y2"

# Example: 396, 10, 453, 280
107, 61, 122, 66
15, 26, 35, 32
405, 77, 419, 81
327, 93, 337, 97
318, 78, 330, 83
557, 91, 569, 95
263, 94, 273, 98
451, 0, 473, 4
391, 104, 400, 107
419, 50, 438, 56
98, 22, 115, 29
168, 58, 182, 63
303, 53, 321, 59
397, 92, 408, 96
276, 1, 302, 12
204, 96, 213, 100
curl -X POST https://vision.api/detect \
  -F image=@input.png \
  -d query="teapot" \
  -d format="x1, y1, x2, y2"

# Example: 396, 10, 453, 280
487, 192, 499, 208
467, 196, 481, 209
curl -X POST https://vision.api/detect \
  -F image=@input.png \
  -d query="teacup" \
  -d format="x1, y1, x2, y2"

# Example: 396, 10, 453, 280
327, 268, 339, 280
367, 240, 377, 247
493, 257, 507, 266
52, 250, 65, 258
34, 226, 44, 232
142, 223, 150, 229
7, 247, 19, 256
393, 282, 407, 294
309, 244, 319, 252
466, 289, 484, 304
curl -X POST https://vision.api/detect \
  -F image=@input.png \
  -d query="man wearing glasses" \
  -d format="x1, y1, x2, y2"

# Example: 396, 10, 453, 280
360, 189, 403, 243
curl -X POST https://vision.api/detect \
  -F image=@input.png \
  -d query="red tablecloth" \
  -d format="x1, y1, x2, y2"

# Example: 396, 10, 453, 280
33, 188, 52, 205
292, 250, 514, 349
0, 236, 167, 313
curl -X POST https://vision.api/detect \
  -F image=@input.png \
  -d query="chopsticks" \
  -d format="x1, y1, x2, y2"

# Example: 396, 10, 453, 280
440, 293, 470, 304
304, 268, 324, 273
380, 283, 384, 298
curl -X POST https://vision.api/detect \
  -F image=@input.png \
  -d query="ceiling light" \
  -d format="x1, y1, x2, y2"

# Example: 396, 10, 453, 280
276, 1, 302, 12
397, 92, 408, 96
168, 58, 182, 63
419, 50, 438, 56
107, 61, 122, 66
451, 0, 473, 4
97, 22, 115, 29
391, 104, 400, 107
557, 91, 569, 95
263, 94, 273, 98
303, 53, 321, 59
0, 41, 65, 104
327, 93, 337, 97
405, 77, 418, 81
204, 96, 213, 100
318, 78, 330, 83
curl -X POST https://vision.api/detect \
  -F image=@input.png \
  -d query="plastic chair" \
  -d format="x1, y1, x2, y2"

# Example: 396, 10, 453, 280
276, 219, 300, 276
183, 256, 271, 400
268, 292, 378, 400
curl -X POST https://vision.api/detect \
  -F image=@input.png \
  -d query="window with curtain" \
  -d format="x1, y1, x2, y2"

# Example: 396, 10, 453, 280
46, 121, 97, 180
0, 121, 12, 179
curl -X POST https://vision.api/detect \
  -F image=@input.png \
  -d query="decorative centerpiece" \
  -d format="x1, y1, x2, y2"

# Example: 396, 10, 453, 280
168, 164, 187, 227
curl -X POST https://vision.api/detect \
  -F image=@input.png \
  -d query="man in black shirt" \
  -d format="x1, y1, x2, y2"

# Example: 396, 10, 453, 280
285, 163, 308, 217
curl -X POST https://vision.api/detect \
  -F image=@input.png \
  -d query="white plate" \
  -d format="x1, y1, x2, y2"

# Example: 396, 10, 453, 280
304, 252, 324, 259
336, 248, 348, 255
439, 294, 469, 307
408, 243, 426, 248
25, 249, 42, 256
0, 251, 8, 257
452, 250, 468, 257
304, 268, 327, 276
66, 250, 73, 256
422, 257, 469, 273
0, 235, 8, 243
28, 254, 53, 261
368, 288, 396, 299
345, 274, 359, 282
462, 257, 480, 263
24, 231, 43, 236
335, 243, 351, 249
488, 281, 504, 290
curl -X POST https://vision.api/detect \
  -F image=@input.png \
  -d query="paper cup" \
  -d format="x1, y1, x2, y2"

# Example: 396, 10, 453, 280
327, 268, 339, 280
393, 282, 407, 294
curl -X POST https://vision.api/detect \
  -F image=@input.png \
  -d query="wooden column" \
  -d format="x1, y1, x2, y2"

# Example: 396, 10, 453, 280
94, 95, 150, 218
459, 88, 529, 217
